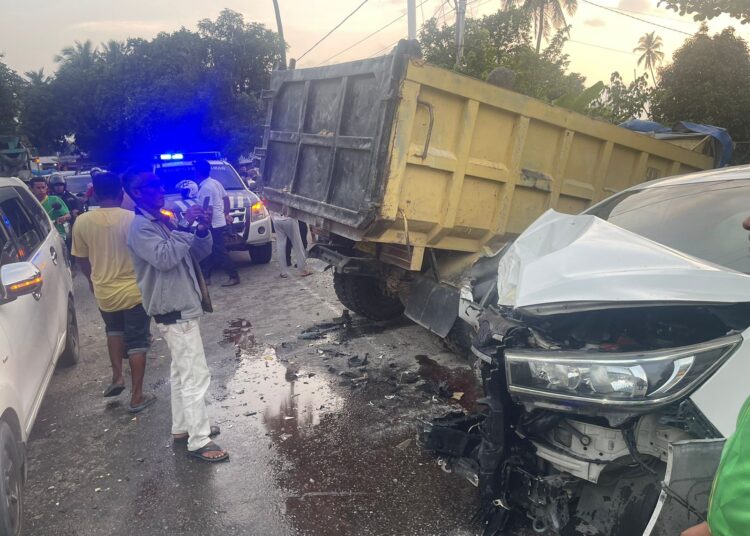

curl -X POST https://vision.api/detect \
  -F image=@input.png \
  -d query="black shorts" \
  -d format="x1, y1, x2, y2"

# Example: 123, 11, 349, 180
99, 304, 151, 356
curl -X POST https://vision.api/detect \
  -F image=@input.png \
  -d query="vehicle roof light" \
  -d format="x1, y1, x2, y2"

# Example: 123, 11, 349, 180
159, 153, 184, 161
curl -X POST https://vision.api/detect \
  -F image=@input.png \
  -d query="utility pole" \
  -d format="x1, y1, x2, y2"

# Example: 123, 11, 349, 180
272, 0, 287, 69
455, 0, 467, 68
407, 0, 417, 40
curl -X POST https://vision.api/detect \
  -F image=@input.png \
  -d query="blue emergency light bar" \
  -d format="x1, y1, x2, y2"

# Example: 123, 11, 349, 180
155, 151, 223, 163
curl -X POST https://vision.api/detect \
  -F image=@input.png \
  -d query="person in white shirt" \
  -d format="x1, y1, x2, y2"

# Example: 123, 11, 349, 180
195, 160, 240, 287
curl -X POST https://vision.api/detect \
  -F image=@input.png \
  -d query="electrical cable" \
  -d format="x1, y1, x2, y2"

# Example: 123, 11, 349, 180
569, 39, 634, 55
580, 0, 693, 36
297, 0, 370, 62
319, 0, 435, 65
368, 0, 454, 58
622, 427, 706, 523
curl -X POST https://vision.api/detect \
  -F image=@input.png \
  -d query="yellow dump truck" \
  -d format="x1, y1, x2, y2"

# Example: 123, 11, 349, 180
257, 43, 718, 335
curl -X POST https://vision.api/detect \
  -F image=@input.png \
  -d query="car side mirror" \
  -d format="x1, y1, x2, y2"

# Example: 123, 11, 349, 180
0, 262, 43, 304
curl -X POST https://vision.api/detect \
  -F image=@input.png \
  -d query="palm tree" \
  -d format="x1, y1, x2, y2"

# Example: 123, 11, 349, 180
24, 69, 48, 85
503, 0, 578, 53
100, 40, 125, 64
634, 31, 664, 82
54, 40, 98, 68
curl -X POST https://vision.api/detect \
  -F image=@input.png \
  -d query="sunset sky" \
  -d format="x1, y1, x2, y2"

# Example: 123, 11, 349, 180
2, 0, 748, 85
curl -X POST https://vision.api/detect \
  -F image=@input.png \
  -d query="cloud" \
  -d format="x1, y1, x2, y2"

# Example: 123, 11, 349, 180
584, 18, 606, 27
69, 20, 168, 35
617, 0, 653, 12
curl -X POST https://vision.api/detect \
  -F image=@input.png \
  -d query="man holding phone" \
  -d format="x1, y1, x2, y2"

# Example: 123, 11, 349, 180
124, 165, 229, 463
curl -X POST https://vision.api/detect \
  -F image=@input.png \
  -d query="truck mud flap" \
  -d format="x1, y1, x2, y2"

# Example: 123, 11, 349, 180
404, 276, 459, 338
644, 438, 725, 536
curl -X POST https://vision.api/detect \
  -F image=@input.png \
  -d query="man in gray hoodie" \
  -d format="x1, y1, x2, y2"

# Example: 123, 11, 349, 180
124, 165, 228, 463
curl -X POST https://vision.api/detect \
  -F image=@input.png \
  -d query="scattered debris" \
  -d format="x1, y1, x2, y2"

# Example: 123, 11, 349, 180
395, 438, 412, 451
222, 319, 255, 356
298, 310, 352, 340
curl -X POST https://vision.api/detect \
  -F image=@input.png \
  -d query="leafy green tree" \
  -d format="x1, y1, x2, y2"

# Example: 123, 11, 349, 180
420, 8, 532, 79
18, 9, 284, 163
502, 28, 585, 101
588, 72, 652, 123
502, 0, 578, 53
659, 0, 749, 24
634, 32, 665, 82
54, 40, 98, 68
18, 68, 65, 152
420, 14, 584, 103
0, 56, 23, 133
651, 27, 750, 162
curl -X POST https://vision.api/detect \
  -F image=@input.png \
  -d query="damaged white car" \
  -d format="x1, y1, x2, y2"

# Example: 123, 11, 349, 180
422, 166, 750, 535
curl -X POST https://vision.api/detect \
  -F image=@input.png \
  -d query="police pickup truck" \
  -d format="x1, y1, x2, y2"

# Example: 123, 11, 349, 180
154, 152, 272, 263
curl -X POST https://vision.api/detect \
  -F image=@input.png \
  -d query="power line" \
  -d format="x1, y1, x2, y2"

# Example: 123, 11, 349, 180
580, 0, 692, 36
569, 39, 634, 55
368, 0, 454, 58
609, 5, 699, 25
367, 0, 493, 58
319, 0, 435, 65
297, 0, 370, 62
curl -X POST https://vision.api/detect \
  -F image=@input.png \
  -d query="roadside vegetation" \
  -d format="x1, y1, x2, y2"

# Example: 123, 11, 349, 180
0, 5, 749, 163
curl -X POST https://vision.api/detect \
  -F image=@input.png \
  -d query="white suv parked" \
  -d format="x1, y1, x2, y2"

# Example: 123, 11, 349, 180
0, 177, 79, 536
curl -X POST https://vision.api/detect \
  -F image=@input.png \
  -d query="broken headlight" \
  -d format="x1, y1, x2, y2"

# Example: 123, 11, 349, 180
506, 335, 741, 406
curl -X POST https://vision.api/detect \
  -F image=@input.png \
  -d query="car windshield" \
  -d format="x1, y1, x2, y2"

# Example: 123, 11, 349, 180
65, 175, 92, 194
155, 162, 245, 194
586, 179, 750, 274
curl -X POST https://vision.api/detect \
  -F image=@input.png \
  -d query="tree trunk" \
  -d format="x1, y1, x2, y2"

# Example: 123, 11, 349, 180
535, 5, 544, 54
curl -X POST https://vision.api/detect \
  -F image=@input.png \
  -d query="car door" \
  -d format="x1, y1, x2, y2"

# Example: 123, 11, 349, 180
0, 187, 57, 428
14, 186, 70, 354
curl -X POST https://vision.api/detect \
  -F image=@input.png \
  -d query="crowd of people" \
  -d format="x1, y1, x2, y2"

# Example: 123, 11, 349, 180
29, 161, 312, 463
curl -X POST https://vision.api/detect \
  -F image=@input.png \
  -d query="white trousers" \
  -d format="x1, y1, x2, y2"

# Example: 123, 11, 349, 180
274, 216, 307, 276
157, 319, 212, 451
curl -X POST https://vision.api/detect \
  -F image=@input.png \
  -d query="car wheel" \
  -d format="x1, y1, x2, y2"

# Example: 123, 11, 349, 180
248, 242, 273, 265
58, 297, 79, 367
0, 421, 23, 536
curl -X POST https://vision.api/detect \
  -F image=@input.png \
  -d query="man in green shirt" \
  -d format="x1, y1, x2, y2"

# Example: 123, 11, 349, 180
681, 397, 750, 536
29, 176, 70, 238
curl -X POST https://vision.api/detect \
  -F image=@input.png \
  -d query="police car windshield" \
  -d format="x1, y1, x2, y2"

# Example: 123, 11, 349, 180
155, 163, 245, 194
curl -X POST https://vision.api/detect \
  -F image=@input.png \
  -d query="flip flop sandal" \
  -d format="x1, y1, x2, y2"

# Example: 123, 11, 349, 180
173, 426, 221, 444
188, 441, 229, 463
128, 393, 157, 414
103, 383, 126, 397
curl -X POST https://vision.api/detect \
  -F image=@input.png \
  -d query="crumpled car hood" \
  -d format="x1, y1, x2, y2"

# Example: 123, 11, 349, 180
497, 210, 750, 314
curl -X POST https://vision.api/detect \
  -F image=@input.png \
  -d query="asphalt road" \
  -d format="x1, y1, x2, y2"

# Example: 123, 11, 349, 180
21, 251, 482, 536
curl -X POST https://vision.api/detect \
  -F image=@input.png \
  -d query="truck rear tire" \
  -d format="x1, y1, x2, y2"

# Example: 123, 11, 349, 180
333, 272, 404, 321
249, 243, 273, 265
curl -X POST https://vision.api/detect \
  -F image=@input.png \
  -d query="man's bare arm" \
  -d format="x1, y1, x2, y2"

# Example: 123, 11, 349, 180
75, 257, 95, 293
681, 522, 711, 536
223, 196, 232, 225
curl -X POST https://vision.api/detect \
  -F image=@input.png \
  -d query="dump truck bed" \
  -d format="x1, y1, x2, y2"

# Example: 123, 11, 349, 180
259, 47, 715, 271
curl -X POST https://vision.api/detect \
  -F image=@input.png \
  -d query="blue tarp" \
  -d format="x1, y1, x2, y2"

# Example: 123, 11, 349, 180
619, 119, 734, 167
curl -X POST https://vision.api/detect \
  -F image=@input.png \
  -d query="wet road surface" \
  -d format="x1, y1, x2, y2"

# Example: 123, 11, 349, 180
22, 253, 482, 535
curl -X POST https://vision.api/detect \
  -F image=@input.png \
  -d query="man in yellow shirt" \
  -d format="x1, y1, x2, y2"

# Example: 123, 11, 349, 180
72, 172, 156, 413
